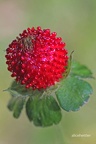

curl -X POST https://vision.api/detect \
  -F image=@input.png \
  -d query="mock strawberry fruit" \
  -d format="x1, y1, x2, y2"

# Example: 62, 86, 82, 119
5, 26, 68, 89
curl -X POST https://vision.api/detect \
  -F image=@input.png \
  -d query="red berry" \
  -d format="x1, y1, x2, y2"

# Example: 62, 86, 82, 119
5, 26, 68, 89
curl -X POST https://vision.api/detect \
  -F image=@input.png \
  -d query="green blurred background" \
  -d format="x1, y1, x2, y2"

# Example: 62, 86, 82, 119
0, 0, 96, 144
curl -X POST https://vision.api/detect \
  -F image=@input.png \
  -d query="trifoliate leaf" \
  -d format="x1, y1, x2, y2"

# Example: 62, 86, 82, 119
8, 96, 25, 118
70, 61, 93, 78
26, 96, 62, 127
55, 76, 93, 111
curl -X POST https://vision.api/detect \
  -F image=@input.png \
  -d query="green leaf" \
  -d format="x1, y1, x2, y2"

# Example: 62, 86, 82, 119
45, 96, 62, 124
13, 97, 25, 118
70, 61, 93, 78
26, 96, 62, 127
55, 76, 93, 111
6, 80, 44, 98
26, 97, 36, 121
8, 81, 29, 96
7, 97, 18, 111
33, 98, 53, 127
63, 51, 74, 78
8, 96, 25, 118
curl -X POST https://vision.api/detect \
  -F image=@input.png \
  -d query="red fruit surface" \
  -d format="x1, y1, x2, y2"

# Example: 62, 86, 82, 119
5, 26, 68, 89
